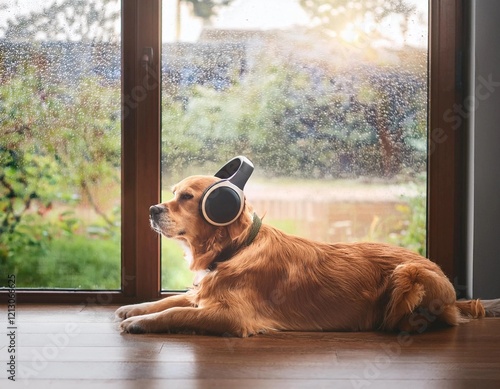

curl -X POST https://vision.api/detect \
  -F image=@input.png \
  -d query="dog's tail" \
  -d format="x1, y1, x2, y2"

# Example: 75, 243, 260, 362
455, 299, 485, 319
455, 298, 500, 318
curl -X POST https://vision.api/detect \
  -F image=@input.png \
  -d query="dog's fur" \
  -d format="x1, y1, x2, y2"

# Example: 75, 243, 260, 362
116, 175, 488, 336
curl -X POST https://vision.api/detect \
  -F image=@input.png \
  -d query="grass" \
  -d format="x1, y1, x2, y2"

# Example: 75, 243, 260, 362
5, 231, 195, 291
4, 235, 120, 289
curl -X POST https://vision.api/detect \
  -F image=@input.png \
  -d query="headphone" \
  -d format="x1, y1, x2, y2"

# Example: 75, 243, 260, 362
200, 156, 254, 226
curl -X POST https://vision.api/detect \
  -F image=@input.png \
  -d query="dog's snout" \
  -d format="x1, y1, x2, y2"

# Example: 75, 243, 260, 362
149, 205, 165, 218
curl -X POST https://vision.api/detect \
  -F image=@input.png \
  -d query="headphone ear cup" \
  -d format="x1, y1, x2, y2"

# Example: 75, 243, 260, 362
200, 182, 244, 226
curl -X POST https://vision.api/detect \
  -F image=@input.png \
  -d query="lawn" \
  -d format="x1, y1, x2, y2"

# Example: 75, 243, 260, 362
5, 235, 120, 289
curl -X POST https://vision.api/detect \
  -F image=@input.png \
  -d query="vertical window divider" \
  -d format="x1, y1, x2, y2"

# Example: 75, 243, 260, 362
122, 0, 162, 302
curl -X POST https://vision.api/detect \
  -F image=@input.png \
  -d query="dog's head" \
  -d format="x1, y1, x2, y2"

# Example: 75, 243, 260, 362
149, 175, 254, 270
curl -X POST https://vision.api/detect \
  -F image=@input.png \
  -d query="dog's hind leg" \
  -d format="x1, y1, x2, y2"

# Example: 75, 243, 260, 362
382, 263, 426, 331
382, 262, 458, 332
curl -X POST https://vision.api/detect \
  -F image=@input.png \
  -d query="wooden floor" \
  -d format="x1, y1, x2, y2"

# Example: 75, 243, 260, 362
1, 304, 500, 388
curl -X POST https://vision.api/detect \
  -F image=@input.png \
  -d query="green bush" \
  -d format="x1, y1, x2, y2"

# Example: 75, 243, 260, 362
390, 189, 427, 256
1, 235, 120, 289
366, 182, 427, 256
0, 65, 121, 288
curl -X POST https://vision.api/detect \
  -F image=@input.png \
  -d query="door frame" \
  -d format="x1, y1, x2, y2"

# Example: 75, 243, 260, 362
1, 0, 467, 303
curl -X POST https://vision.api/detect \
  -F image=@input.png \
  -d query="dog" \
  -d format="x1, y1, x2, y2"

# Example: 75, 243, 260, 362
116, 165, 490, 336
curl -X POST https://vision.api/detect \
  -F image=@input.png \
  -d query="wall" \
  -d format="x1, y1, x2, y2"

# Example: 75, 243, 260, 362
469, 0, 500, 298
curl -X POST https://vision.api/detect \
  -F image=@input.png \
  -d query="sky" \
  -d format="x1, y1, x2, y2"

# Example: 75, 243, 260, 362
163, 0, 310, 41
0, 0, 427, 47
163, 0, 427, 48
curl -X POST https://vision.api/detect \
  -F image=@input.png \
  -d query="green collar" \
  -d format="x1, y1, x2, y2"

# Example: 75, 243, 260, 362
245, 212, 262, 246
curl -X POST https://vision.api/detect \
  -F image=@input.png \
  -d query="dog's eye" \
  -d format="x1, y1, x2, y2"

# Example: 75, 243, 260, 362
179, 193, 194, 201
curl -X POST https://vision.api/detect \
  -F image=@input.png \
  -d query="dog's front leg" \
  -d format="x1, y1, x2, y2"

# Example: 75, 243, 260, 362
115, 293, 194, 320
120, 306, 248, 336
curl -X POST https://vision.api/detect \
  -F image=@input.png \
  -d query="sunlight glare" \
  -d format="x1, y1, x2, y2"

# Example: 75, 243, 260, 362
340, 23, 359, 43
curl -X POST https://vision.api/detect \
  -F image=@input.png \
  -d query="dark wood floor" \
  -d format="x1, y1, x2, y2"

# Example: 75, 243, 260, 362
1, 304, 500, 388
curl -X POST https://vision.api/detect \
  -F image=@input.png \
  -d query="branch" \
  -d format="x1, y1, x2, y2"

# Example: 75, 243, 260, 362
0, 174, 33, 235
80, 181, 114, 227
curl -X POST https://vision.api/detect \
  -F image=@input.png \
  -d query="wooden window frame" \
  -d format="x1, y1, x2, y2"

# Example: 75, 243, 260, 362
1, 0, 162, 304
427, 0, 468, 294
1, 0, 466, 304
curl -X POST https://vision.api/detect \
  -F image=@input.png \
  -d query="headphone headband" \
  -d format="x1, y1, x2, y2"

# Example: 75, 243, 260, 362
214, 156, 254, 190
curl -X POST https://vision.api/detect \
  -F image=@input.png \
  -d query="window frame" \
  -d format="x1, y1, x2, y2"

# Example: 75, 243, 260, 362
1, 0, 466, 304
427, 0, 468, 293
1, 0, 162, 304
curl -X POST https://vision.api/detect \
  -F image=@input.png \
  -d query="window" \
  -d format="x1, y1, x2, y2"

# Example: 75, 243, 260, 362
0, 0, 468, 303
160, 0, 428, 290
0, 0, 121, 289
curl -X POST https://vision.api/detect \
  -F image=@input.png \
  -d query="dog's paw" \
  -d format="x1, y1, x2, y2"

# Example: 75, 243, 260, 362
115, 303, 150, 321
120, 316, 149, 334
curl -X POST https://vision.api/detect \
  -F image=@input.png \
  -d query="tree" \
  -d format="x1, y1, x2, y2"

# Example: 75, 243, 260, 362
297, 0, 425, 177
183, 0, 234, 19
1, 0, 120, 42
161, 45, 427, 179
0, 0, 234, 42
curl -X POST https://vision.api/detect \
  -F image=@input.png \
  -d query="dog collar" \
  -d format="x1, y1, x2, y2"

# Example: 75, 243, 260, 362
245, 212, 262, 246
207, 212, 261, 272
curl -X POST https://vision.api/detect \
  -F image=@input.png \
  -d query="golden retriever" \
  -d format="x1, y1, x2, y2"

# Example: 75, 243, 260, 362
116, 175, 487, 336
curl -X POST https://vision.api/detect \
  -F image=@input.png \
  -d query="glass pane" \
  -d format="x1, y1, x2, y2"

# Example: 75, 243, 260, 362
161, 0, 427, 290
0, 0, 121, 289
